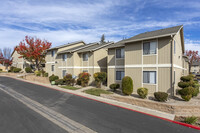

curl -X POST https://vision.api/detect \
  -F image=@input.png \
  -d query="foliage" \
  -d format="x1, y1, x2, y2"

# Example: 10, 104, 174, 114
0, 47, 12, 69
13, 68, 21, 73
44, 72, 48, 77
109, 83, 120, 92
34, 70, 41, 76
184, 116, 198, 125
15, 36, 52, 70
122, 76, 133, 95
84, 88, 112, 96
0, 69, 2, 71
25, 67, 32, 73
60, 86, 80, 90
185, 50, 200, 72
41, 70, 45, 77
93, 72, 107, 88
76, 78, 81, 85
63, 74, 72, 85
100, 34, 105, 44
178, 86, 195, 101
180, 76, 193, 82
154, 92, 168, 102
49, 74, 59, 82
10, 66, 16, 72
55, 79, 65, 85
137, 88, 148, 99
77, 72, 90, 87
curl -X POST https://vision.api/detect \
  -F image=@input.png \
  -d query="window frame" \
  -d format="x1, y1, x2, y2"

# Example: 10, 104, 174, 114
116, 70, 125, 81
51, 65, 55, 72
82, 53, 88, 61
51, 50, 55, 57
62, 54, 67, 61
116, 48, 124, 59
62, 70, 67, 77
143, 71, 156, 84
143, 41, 157, 55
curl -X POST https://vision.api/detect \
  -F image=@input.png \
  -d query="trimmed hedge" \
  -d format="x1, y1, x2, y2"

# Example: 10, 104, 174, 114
178, 86, 195, 101
180, 76, 193, 82
63, 74, 72, 85
49, 74, 59, 82
44, 72, 48, 77
13, 68, 21, 73
10, 66, 16, 72
122, 76, 133, 95
137, 88, 148, 99
34, 70, 41, 76
93, 72, 107, 88
55, 79, 65, 85
109, 83, 120, 92
154, 92, 168, 102
25, 67, 32, 73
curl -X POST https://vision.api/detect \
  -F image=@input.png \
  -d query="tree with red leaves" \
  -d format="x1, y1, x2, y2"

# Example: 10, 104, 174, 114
15, 36, 52, 70
185, 50, 200, 72
0, 47, 12, 70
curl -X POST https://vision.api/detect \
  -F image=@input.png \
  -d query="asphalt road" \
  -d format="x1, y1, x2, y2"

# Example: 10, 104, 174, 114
0, 76, 199, 133
0, 85, 67, 133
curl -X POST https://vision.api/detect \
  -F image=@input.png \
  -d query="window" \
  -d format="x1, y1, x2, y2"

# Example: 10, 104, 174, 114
116, 71, 125, 80
143, 71, 156, 84
62, 54, 67, 61
51, 50, 55, 57
51, 65, 55, 72
62, 70, 66, 77
83, 70, 88, 73
174, 40, 176, 54
83, 53, 88, 61
116, 48, 124, 58
143, 42, 157, 55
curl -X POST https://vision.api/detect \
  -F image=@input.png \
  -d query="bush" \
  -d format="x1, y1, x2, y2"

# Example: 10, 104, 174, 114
41, 70, 46, 77
25, 67, 32, 73
180, 76, 193, 82
63, 74, 72, 85
154, 92, 168, 102
8, 70, 11, 72
137, 88, 148, 99
109, 83, 120, 92
192, 87, 199, 97
55, 79, 65, 85
49, 74, 59, 82
0, 69, 2, 71
10, 66, 16, 72
122, 76, 133, 95
13, 68, 21, 73
184, 116, 198, 125
44, 72, 48, 77
77, 72, 90, 87
188, 74, 195, 78
93, 72, 107, 88
178, 86, 195, 101
76, 78, 81, 85
178, 82, 190, 88
34, 70, 41, 76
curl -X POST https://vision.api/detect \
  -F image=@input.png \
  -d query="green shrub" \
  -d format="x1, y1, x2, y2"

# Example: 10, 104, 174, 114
93, 72, 107, 88
41, 70, 45, 77
44, 72, 48, 77
137, 88, 148, 99
49, 74, 59, 82
192, 87, 199, 97
154, 92, 168, 102
178, 86, 195, 101
180, 76, 193, 82
109, 83, 120, 92
34, 70, 41, 76
76, 78, 81, 85
0, 69, 2, 71
77, 72, 90, 87
10, 66, 16, 72
188, 74, 195, 78
25, 67, 32, 73
8, 70, 11, 72
13, 68, 21, 73
184, 116, 198, 125
178, 82, 190, 88
55, 79, 65, 85
63, 74, 72, 85
122, 76, 133, 95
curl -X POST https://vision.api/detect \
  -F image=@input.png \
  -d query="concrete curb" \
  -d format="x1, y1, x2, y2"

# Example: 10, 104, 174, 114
1, 75, 200, 130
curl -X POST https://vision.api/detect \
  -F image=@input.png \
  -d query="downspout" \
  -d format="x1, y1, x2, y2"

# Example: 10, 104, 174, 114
170, 35, 174, 96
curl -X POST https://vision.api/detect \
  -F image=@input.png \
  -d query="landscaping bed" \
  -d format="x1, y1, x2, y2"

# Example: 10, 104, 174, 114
84, 88, 112, 96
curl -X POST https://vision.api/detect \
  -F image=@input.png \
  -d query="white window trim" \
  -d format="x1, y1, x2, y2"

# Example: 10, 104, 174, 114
142, 71, 157, 85
142, 41, 157, 56
82, 53, 88, 62
115, 70, 125, 81
116, 48, 125, 59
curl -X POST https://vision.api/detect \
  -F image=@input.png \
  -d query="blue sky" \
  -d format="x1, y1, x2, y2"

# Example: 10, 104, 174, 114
0, 0, 200, 51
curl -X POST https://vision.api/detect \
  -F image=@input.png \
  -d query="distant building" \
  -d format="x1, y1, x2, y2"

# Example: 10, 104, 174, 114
191, 61, 200, 74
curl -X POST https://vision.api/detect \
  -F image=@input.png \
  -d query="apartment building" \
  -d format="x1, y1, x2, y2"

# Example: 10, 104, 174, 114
11, 49, 29, 71
191, 61, 200, 74
46, 41, 113, 84
107, 25, 189, 96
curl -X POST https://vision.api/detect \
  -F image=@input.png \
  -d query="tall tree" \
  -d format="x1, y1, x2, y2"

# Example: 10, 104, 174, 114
15, 36, 52, 70
185, 50, 200, 72
100, 34, 105, 44
0, 47, 12, 70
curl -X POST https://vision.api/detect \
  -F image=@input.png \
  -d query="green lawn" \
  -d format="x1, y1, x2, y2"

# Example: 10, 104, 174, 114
84, 88, 112, 96
60, 86, 80, 90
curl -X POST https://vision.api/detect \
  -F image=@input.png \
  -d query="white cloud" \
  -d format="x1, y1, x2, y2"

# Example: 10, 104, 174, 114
185, 39, 200, 52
